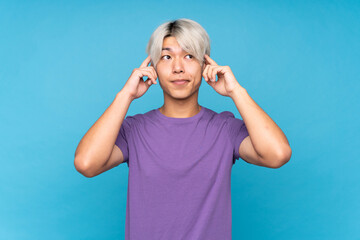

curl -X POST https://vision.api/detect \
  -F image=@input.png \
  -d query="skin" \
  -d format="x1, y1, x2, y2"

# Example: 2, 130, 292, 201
153, 36, 206, 118
74, 35, 291, 178
124, 36, 292, 169
202, 53, 292, 168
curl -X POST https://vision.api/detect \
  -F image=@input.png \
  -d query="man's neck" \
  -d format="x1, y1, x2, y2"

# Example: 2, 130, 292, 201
159, 103, 201, 118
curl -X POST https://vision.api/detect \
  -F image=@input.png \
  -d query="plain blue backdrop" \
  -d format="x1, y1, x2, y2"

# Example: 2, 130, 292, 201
1, 0, 359, 239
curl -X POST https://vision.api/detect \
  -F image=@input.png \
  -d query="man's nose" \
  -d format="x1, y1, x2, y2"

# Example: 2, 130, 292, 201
172, 58, 184, 73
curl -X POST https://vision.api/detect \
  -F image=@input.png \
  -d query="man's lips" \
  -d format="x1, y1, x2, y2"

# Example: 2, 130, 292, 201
171, 79, 190, 82
171, 79, 189, 85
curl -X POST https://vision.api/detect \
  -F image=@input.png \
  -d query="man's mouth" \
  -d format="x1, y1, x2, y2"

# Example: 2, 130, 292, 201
172, 80, 189, 85
171, 79, 190, 85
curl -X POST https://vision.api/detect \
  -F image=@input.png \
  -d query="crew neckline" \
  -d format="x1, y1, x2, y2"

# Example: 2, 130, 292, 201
154, 105, 206, 123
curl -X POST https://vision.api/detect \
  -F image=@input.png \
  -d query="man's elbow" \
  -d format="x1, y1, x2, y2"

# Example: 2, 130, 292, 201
269, 147, 292, 169
74, 157, 95, 178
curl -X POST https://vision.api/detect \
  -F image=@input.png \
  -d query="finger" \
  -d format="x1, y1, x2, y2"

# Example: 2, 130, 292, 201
206, 65, 215, 82
138, 69, 156, 84
148, 67, 158, 83
147, 78, 152, 86
204, 54, 218, 66
211, 66, 221, 82
205, 57, 214, 68
140, 55, 152, 68
141, 67, 157, 84
147, 68, 158, 84
141, 66, 157, 84
209, 66, 215, 82
202, 64, 210, 82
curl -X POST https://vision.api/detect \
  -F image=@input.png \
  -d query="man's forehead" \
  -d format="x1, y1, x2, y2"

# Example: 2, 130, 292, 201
161, 47, 187, 53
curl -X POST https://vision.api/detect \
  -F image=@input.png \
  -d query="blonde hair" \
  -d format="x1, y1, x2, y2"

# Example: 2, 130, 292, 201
146, 18, 211, 68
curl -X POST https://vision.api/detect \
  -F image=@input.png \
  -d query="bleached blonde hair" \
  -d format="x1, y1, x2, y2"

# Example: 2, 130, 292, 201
146, 18, 211, 69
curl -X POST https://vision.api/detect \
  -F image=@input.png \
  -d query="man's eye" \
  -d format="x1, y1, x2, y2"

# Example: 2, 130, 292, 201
161, 55, 193, 60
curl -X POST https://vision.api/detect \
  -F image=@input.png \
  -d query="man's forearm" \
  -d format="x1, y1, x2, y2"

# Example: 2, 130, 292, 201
229, 86, 292, 163
74, 90, 133, 177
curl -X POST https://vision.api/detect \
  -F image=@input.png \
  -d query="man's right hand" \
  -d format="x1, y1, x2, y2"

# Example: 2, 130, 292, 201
122, 55, 158, 101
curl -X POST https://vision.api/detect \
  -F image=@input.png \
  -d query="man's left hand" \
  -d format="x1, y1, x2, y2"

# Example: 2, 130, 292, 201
202, 54, 243, 97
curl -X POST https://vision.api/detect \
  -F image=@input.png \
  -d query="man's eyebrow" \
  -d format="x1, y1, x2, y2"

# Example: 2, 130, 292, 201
162, 47, 172, 51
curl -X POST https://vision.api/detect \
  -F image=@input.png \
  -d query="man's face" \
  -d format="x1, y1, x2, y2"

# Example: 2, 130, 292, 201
155, 36, 205, 100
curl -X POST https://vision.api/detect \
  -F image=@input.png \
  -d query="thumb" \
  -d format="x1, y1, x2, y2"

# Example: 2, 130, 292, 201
146, 78, 152, 86
206, 78, 214, 86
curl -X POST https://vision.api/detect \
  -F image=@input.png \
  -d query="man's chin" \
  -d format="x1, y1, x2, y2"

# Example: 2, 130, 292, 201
170, 93, 192, 100
169, 90, 199, 100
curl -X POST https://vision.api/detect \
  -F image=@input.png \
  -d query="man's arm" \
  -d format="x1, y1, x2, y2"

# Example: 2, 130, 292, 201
74, 90, 133, 177
230, 87, 292, 168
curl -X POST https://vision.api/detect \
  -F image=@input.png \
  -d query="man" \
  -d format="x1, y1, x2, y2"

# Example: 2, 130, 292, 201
74, 18, 291, 240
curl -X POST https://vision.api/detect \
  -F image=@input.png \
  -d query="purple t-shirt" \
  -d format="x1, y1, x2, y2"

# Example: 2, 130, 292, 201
115, 106, 249, 240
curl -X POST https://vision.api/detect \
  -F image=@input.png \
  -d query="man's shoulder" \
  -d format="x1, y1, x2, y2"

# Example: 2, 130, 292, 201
124, 109, 156, 124
205, 107, 235, 120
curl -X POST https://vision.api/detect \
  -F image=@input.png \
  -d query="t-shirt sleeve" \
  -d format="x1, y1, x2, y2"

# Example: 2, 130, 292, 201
115, 116, 132, 163
225, 112, 249, 163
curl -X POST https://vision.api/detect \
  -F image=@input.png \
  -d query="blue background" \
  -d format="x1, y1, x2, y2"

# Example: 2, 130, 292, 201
1, 0, 359, 239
